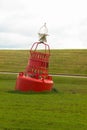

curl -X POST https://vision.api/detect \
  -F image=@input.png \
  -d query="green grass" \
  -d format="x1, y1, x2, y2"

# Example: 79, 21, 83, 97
0, 49, 87, 75
0, 50, 28, 72
0, 74, 87, 130
0, 49, 87, 129
50, 49, 87, 75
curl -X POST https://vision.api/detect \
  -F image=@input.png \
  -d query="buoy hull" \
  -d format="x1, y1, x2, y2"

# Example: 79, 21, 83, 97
15, 73, 53, 92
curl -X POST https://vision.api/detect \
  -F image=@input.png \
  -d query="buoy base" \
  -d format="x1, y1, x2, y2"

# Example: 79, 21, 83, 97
15, 72, 53, 92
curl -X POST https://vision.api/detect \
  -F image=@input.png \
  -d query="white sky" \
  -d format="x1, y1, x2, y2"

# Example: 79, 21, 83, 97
0, 0, 87, 49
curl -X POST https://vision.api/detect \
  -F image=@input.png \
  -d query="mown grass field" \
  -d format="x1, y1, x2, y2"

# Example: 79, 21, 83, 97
0, 49, 87, 75
0, 74, 87, 130
0, 49, 87, 130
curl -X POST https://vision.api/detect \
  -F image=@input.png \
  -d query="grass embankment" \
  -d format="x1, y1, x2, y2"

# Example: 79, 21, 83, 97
0, 49, 87, 129
0, 50, 28, 72
50, 49, 87, 75
0, 74, 87, 130
0, 49, 87, 75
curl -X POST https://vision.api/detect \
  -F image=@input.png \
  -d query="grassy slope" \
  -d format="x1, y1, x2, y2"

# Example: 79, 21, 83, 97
0, 49, 87, 129
0, 49, 87, 75
0, 50, 28, 72
50, 49, 87, 75
0, 74, 87, 130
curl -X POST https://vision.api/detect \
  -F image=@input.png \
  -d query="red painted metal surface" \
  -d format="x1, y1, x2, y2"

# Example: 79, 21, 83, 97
15, 42, 53, 92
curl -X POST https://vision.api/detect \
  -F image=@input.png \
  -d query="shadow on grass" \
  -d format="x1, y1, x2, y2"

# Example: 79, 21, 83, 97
7, 88, 60, 95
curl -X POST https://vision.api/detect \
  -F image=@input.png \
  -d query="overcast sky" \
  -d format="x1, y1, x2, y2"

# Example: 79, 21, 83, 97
0, 0, 87, 49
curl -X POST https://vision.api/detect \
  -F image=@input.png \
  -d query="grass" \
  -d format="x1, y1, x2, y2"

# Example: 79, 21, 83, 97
0, 49, 87, 75
50, 49, 87, 75
0, 74, 87, 130
0, 49, 87, 129
0, 50, 28, 72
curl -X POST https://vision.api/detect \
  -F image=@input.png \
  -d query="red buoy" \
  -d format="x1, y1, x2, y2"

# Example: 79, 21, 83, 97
15, 23, 53, 92
15, 42, 53, 92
